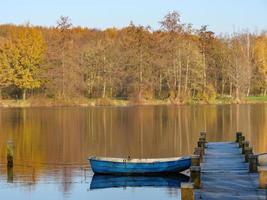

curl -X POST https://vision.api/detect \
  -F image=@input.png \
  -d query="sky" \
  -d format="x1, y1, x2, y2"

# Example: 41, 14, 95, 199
0, 0, 266, 34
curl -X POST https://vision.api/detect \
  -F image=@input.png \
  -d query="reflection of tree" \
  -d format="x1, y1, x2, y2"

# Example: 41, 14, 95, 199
0, 105, 267, 194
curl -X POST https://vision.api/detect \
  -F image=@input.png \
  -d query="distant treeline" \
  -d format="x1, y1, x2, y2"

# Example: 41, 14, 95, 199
0, 11, 267, 103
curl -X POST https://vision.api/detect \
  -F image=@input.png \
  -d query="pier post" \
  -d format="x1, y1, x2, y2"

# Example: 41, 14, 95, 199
198, 140, 205, 149
200, 132, 206, 144
190, 166, 201, 189
200, 131, 206, 139
7, 166, 13, 183
244, 147, 253, 163
194, 147, 203, 162
249, 154, 258, 173
191, 155, 200, 166
181, 182, 194, 200
238, 136, 245, 148
258, 166, 267, 189
236, 132, 242, 142
242, 141, 249, 154
7, 141, 13, 168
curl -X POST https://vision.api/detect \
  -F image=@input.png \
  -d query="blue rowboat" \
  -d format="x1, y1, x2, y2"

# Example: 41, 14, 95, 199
89, 157, 191, 175
90, 174, 189, 189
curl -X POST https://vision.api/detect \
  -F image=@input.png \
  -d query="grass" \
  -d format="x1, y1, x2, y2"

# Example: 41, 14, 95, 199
1, 95, 267, 108
245, 95, 267, 102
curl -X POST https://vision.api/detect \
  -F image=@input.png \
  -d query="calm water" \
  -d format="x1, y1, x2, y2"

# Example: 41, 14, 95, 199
0, 104, 267, 199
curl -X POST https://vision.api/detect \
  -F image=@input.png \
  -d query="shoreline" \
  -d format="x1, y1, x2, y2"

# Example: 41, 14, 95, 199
0, 97, 267, 108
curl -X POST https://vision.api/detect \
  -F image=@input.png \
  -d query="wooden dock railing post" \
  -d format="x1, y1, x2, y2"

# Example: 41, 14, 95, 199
194, 147, 203, 162
190, 166, 201, 189
200, 131, 206, 141
258, 166, 267, 189
236, 132, 242, 142
238, 136, 245, 148
191, 154, 200, 166
181, 182, 194, 200
241, 141, 249, 154
249, 154, 258, 173
244, 147, 253, 163
7, 141, 14, 168
198, 140, 205, 151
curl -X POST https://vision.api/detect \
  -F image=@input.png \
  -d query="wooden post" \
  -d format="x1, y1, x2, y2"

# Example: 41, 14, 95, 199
7, 166, 13, 183
199, 137, 206, 143
236, 132, 242, 142
194, 147, 203, 162
244, 147, 253, 163
7, 141, 13, 168
238, 136, 245, 148
198, 140, 205, 149
249, 154, 258, 173
190, 166, 201, 189
241, 141, 249, 154
181, 182, 194, 200
200, 131, 206, 140
191, 154, 200, 166
258, 166, 267, 189
199, 138, 206, 149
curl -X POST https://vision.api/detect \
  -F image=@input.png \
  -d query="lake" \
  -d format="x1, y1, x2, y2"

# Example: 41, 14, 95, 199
0, 104, 267, 199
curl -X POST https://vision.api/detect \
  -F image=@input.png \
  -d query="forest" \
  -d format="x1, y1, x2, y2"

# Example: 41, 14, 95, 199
0, 11, 267, 105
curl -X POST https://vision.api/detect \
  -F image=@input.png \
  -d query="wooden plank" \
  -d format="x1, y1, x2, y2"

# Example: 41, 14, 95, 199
195, 142, 266, 200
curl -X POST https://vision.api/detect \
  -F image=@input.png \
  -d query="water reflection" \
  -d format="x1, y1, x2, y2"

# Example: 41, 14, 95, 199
0, 104, 266, 199
90, 174, 189, 190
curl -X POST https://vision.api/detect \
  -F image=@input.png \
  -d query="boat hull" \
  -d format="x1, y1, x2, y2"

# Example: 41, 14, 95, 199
89, 157, 191, 175
90, 174, 189, 189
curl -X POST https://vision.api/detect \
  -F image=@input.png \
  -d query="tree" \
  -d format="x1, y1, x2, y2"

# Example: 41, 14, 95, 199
119, 23, 154, 100
3, 26, 45, 100
0, 38, 13, 99
43, 16, 86, 98
254, 35, 267, 94
159, 11, 186, 101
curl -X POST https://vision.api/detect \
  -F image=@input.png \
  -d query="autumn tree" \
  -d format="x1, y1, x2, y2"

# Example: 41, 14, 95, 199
0, 12, 266, 103
84, 28, 121, 98
0, 37, 13, 99
254, 34, 267, 94
43, 16, 86, 98
1, 26, 45, 100
119, 23, 154, 100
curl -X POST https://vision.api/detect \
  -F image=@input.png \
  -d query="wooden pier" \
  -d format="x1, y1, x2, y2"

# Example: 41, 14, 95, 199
181, 132, 267, 200
194, 142, 266, 199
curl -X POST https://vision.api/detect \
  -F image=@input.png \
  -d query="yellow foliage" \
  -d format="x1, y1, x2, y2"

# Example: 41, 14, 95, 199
0, 38, 14, 88
255, 35, 267, 84
7, 26, 45, 90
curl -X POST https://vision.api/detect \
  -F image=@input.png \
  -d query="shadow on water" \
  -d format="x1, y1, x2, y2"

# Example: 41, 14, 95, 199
89, 173, 189, 190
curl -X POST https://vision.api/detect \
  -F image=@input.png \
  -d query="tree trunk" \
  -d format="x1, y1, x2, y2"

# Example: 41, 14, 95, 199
102, 56, 106, 99
22, 89, 27, 100
159, 73, 162, 98
230, 82, 232, 97
138, 51, 143, 100
221, 79, 225, 95
102, 80, 106, 98
185, 56, 189, 93
177, 50, 182, 98
0, 88, 2, 100
235, 86, 240, 101
62, 52, 65, 98
203, 52, 207, 89
246, 87, 250, 97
